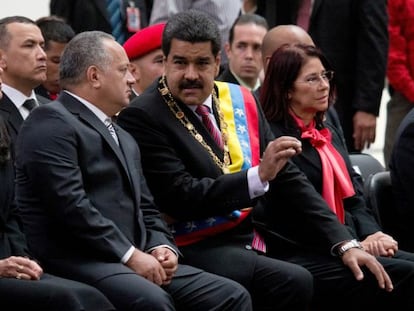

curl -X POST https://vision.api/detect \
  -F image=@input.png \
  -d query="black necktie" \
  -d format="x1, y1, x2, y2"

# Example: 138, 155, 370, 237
23, 98, 37, 112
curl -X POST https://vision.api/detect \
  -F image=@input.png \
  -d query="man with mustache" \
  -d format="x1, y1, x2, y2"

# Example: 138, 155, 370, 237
118, 9, 316, 310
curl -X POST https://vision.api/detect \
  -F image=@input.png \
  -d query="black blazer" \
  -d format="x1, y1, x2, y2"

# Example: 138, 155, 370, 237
15, 92, 177, 282
50, 0, 150, 41
117, 81, 354, 254
0, 152, 27, 259
217, 68, 239, 85
256, 0, 388, 150
268, 118, 381, 240
0, 93, 50, 158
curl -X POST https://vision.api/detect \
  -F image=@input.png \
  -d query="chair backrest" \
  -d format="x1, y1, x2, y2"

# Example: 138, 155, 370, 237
349, 152, 385, 183
364, 171, 394, 231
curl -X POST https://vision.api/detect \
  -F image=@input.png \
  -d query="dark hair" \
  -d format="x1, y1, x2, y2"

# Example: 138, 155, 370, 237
0, 16, 36, 49
0, 116, 11, 165
228, 13, 268, 44
260, 44, 336, 126
162, 9, 221, 57
36, 15, 75, 50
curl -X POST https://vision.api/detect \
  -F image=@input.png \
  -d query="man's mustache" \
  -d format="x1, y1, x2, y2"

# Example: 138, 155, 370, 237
179, 80, 203, 89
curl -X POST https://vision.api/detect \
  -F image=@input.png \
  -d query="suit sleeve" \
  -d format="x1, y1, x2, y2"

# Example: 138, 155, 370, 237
117, 102, 254, 221
354, 0, 388, 115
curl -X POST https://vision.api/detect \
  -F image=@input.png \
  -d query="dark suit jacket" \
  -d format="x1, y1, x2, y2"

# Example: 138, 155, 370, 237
217, 68, 239, 85
256, 0, 388, 151
0, 152, 27, 259
0, 93, 50, 158
15, 92, 177, 282
390, 108, 414, 250
117, 80, 353, 255
268, 118, 381, 240
50, 0, 150, 42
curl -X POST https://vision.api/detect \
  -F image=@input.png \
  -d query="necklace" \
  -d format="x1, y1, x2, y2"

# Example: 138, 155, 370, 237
158, 75, 230, 173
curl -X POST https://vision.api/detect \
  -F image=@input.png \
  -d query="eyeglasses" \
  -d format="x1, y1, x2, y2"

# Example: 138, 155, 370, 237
297, 70, 334, 86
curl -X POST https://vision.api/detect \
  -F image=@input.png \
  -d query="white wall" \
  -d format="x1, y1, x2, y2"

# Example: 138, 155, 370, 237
1, 0, 50, 20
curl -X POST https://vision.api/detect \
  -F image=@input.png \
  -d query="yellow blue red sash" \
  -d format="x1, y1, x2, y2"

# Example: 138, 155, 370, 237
173, 82, 261, 246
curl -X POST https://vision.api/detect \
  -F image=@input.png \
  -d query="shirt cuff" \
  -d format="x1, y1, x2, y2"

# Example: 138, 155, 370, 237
121, 246, 135, 264
247, 166, 269, 199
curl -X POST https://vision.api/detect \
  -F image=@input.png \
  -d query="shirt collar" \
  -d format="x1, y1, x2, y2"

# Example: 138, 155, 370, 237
2, 83, 38, 109
63, 90, 110, 124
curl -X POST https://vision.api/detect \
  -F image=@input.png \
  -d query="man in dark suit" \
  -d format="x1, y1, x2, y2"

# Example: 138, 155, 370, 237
15, 30, 251, 311
255, 0, 388, 153
117, 10, 394, 310
217, 13, 268, 92
0, 16, 50, 148
50, 0, 151, 44
0, 66, 115, 311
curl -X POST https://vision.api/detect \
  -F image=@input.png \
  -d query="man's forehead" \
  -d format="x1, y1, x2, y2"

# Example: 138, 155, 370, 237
169, 40, 215, 58
7, 22, 43, 42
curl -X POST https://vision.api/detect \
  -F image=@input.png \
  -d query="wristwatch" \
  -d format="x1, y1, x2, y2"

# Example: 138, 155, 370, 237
338, 239, 363, 257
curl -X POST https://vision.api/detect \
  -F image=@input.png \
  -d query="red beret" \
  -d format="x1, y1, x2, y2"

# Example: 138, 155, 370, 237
123, 23, 165, 61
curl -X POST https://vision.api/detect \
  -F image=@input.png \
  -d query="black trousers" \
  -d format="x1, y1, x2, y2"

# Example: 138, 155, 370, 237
180, 226, 314, 311
0, 273, 115, 311
94, 263, 252, 311
267, 246, 414, 310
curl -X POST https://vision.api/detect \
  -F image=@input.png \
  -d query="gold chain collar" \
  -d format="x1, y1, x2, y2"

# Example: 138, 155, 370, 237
158, 76, 230, 173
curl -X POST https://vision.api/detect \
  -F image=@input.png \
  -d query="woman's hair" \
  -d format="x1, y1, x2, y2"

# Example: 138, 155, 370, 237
259, 44, 336, 126
0, 116, 11, 165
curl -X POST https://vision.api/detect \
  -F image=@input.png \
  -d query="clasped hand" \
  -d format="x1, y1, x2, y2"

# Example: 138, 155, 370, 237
126, 247, 178, 286
0, 256, 43, 280
361, 231, 398, 257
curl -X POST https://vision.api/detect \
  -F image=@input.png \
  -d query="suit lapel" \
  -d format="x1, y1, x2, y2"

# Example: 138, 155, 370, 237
0, 94, 24, 139
59, 93, 132, 182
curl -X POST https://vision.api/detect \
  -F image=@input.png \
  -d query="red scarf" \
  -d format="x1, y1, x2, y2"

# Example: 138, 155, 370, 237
291, 113, 355, 223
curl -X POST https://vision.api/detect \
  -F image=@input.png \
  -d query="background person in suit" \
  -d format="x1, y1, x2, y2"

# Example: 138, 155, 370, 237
260, 43, 414, 310
0, 66, 115, 311
254, 0, 388, 153
35, 15, 75, 101
217, 13, 268, 92
0, 16, 49, 156
15, 30, 252, 311
50, 0, 152, 44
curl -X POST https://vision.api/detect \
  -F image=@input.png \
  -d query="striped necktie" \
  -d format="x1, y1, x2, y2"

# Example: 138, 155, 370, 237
104, 118, 119, 145
106, 0, 125, 44
195, 105, 224, 149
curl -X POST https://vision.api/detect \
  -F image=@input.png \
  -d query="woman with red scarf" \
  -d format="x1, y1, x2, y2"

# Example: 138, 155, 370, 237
258, 43, 414, 310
